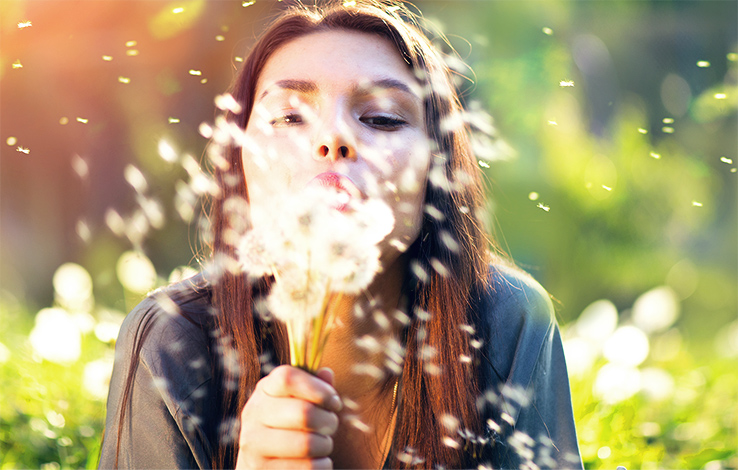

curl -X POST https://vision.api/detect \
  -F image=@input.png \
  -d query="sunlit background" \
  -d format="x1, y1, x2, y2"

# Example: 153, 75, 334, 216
1, 1, 736, 468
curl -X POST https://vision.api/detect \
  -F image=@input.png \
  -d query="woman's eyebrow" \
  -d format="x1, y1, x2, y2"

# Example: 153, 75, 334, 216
258, 79, 318, 101
356, 78, 419, 98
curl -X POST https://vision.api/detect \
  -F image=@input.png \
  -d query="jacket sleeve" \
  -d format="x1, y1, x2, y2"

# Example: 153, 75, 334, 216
478, 265, 583, 469
98, 292, 217, 469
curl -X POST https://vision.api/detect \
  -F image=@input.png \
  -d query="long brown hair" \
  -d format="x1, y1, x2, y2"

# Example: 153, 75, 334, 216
208, 1, 491, 468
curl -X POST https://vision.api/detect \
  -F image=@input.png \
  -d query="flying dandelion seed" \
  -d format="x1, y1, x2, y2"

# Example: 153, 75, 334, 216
720, 157, 733, 164
528, 192, 539, 201
72, 155, 89, 179
559, 80, 574, 87
124, 165, 148, 193
234, 56, 244, 62
537, 203, 550, 212
547, 120, 558, 126
76, 219, 91, 242
118, 76, 131, 84
102, 55, 113, 61
125, 40, 137, 47
242, 1, 255, 6
189, 69, 202, 76
714, 93, 727, 99
650, 152, 661, 159
172, 7, 184, 13
662, 126, 674, 133
542, 27, 553, 35
12, 60, 23, 69
200, 78, 207, 84
728, 53, 738, 62
478, 160, 490, 168
638, 128, 648, 134
168, 117, 180, 124
696, 60, 711, 68
343, 0, 357, 6
692, 201, 703, 207
126, 50, 139, 57
662, 117, 674, 124
18, 21, 33, 29
602, 185, 612, 191
732, 168, 737, 173
59, 117, 68, 125
77, 117, 88, 124
6, 137, 17, 146
16, 146, 30, 154
215, 35, 225, 41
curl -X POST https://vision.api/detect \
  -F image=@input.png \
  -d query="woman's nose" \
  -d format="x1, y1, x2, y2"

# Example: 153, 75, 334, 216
314, 120, 356, 161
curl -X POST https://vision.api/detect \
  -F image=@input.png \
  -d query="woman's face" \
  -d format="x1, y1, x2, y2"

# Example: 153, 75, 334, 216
242, 30, 431, 264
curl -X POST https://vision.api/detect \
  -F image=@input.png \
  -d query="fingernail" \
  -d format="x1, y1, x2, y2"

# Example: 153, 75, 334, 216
329, 394, 343, 412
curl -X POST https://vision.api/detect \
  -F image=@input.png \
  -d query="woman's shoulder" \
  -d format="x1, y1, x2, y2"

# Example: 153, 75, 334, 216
114, 273, 215, 390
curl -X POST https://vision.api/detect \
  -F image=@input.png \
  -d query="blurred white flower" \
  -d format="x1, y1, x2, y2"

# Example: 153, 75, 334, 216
562, 337, 597, 376
94, 309, 126, 343
52, 263, 93, 311
640, 367, 675, 401
603, 326, 650, 367
0, 341, 10, 363
575, 299, 618, 343
29, 308, 81, 364
593, 363, 641, 404
83, 356, 115, 400
632, 286, 680, 333
116, 251, 157, 293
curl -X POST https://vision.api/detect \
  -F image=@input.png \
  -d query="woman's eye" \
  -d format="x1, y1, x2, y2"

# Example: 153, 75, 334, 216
361, 115, 407, 130
270, 113, 303, 126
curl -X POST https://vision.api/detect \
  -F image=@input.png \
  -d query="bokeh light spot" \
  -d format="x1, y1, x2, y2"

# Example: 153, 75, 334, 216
6, 137, 17, 146
116, 251, 157, 293
29, 308, 82, 364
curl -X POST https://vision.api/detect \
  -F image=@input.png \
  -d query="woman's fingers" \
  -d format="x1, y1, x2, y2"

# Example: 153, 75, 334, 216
260, 365, 342, 412
262, 397, 339, 435
247, 428, 333, 458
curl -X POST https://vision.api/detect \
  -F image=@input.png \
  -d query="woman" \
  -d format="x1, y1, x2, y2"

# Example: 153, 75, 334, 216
99, 1, 582, 469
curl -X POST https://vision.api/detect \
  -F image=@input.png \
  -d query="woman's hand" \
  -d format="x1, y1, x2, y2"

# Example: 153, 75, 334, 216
235, 365, 342, 469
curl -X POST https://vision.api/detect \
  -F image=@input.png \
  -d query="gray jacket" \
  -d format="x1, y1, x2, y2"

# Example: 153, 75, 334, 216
99, 264, 583, 469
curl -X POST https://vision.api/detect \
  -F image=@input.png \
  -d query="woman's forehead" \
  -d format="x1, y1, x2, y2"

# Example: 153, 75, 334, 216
254, 29, 420, 99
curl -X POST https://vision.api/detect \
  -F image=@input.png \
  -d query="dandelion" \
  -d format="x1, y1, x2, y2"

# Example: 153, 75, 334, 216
559, 80, 574, 87
238, 186, 393, 371
12, 60, 23, 69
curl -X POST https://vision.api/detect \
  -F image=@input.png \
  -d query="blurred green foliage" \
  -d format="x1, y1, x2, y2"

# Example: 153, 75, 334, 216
1, 0, 736, 469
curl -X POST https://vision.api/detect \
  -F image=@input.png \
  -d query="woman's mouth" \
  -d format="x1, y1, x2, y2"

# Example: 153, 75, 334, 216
308, 173, 364, 211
